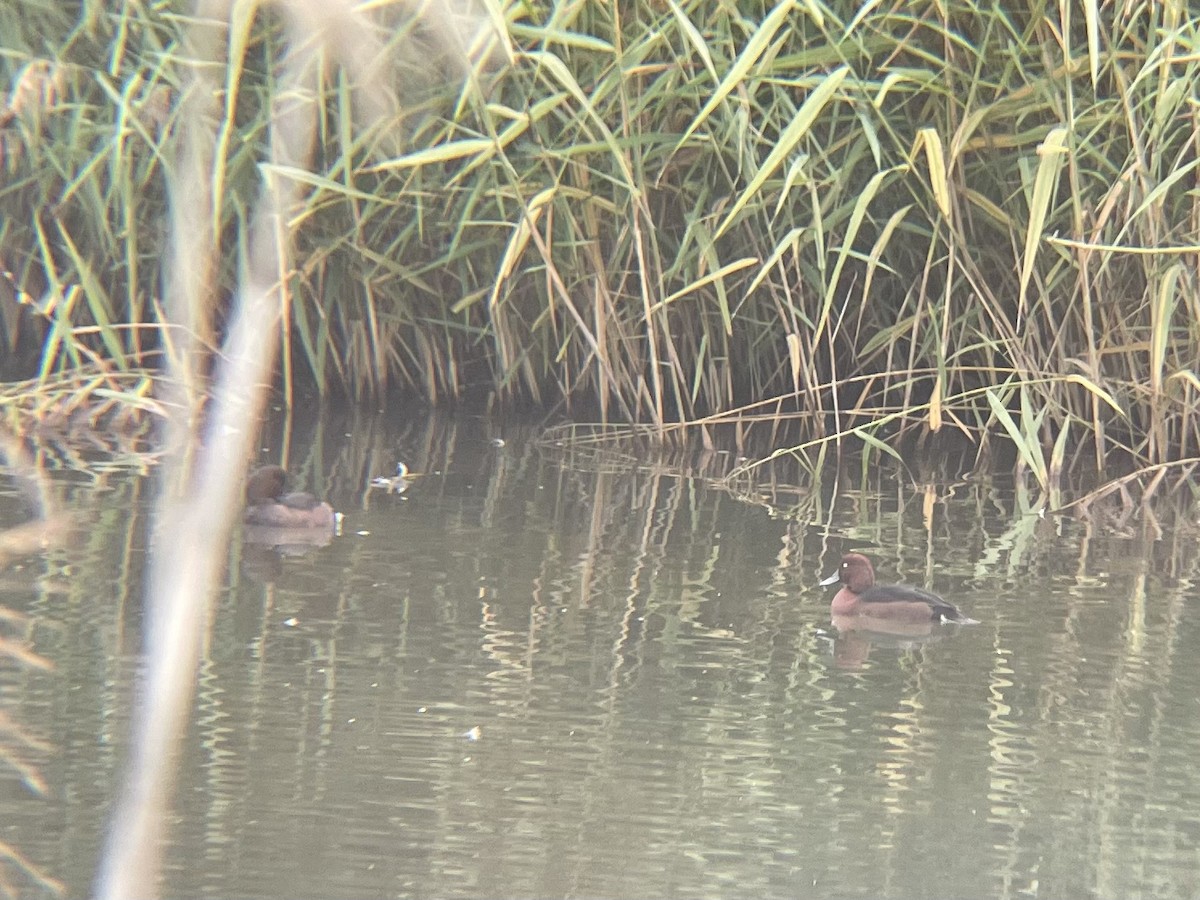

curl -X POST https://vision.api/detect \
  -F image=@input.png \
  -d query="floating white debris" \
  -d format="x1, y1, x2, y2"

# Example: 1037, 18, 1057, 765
370, 462, 413, 494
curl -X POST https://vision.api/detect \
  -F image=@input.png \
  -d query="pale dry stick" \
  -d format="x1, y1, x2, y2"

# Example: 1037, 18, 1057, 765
91, 4, 225, 893
94, 2, 482, 897
94, 3, 324, 897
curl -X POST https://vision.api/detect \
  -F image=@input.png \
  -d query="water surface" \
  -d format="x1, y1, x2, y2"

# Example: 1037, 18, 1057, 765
2, 412, 1199, 898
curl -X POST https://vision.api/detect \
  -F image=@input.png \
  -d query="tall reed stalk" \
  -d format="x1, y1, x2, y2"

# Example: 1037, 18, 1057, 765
86, 2, 433, 897
1, 1, 1197, 477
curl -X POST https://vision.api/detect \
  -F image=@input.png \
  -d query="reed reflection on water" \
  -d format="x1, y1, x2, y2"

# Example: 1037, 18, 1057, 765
3, 410, 1200, 898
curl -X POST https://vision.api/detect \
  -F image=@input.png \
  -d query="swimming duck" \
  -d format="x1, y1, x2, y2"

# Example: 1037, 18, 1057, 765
244, 465, 337, 530
819, 552, 975, 624
369, 462, 413, 494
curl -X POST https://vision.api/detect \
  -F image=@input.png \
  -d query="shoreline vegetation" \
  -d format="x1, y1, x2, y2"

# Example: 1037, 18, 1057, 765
2, 2, 1198, 503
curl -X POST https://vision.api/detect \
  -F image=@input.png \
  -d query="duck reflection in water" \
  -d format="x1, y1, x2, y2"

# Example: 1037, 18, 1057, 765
825, 618, 953, 670
242, 465, 340, 555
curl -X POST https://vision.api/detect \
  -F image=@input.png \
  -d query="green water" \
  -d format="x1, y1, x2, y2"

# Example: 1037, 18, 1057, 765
3, 411, 1199, 898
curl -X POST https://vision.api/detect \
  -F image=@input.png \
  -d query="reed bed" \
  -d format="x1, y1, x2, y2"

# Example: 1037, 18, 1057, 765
5, 3, 1195, 896
1, 0, 1198, 484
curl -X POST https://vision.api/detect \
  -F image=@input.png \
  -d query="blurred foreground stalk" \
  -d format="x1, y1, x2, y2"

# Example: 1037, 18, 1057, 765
94, 2, 326, 896
92, 1, 482, 893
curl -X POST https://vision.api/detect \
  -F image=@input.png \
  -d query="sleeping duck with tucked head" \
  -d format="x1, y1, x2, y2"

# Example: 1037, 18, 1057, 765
244, 465, 337, 530
820, 552, 977, 625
